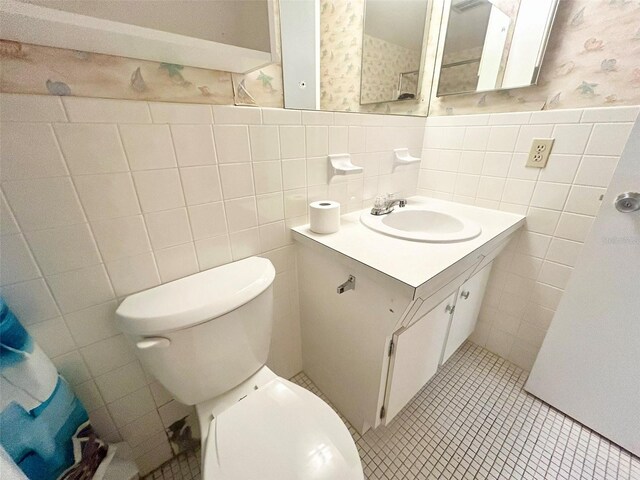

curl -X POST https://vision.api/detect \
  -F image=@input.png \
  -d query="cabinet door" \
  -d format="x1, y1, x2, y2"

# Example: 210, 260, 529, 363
442, 263, 493, 364
383, 293, 456, 424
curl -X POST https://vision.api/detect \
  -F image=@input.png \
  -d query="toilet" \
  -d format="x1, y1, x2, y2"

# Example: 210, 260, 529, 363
115, 256, 364, 480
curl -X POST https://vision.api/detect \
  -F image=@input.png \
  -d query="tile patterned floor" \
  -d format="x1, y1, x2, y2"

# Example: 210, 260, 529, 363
146, 342, 640, 480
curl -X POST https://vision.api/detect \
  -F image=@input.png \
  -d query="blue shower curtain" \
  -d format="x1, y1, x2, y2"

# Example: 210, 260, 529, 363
0, 298, 111, 479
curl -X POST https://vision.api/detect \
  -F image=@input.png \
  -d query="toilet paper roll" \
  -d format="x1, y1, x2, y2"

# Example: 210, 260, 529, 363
309, 201, 341, 234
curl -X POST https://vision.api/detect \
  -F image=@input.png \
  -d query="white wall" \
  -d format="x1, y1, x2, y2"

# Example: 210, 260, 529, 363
418, 105, 638, 370
0, 93, 424, 475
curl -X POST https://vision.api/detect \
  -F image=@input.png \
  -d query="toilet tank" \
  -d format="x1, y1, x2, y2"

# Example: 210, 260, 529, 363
115, 257, 276, 405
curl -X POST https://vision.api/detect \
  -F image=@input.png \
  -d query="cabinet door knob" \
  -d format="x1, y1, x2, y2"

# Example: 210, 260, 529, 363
445, 304, 455, 314
461, 291, 470, 300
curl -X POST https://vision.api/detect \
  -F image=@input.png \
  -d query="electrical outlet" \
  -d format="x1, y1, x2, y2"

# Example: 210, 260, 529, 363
526, 138, 554, 168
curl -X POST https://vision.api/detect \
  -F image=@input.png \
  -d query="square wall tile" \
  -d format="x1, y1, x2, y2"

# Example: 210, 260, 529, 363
170, 124, 217, 166
555, 213, 594, 242
195, 235, 232, 270
26, 223, 101, 275
501, 179, 535, 206
118, 410, 165, 447
148, 102, 212, 124
62, 97, 151, 123
1, 93, 67, 122
348, 126, 366, 154
574, 155, 618, 187
585, 123, 633, 156
133, 169, 185, 213
26, 317, 75, 358
249, 126, 280, 161
329, 126, 349, 154
155, 243, 199, 282
96, 361, 147, 403
530, 182, 571, 211
281, 158, 306, 190
47, 264, 114, 313
3, 177, 86, 230
80, 334, 136, 377
259, 221, 287, 252
462, 127, 490, 151
279, 126, 305, 159
180, 165, 223, 205
107, 386, 156, 428
538, 154, 581, 184
546, 238, 582, 267
106, 251, 160, 297
224, 197, 258, 232
458, 151, 484, 175
551, 124, 593, 154
0, 234, 40, 286
525, 208, 560, 235
487, 126, 519, 152
213, 105, 262, 124
1, 122, 68, 180
65, 300, 119, 347
229, 228, 261, 260
305, 126, 328, 157
213, 125, 251, 163
119, 124, 176, 170
261, 108, 299, 125
482, 152, 511, 177
0, 193, 19, 235
74, 381, 104, 412
74, 173, 141, 221
257, 193, 284, 225
253, 161, 282, 194
54, 123, 129, 174
52, 351, 91, 386
188, 202, 227, 240
0, 278, 60, 325
565, 185, 605, 216
91, 215, 151, 262
219, 163, 255, 199
283, 189, 307, 218
145, 208, 193, 250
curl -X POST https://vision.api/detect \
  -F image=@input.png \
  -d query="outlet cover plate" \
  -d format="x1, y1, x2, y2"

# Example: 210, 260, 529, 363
526, 138, 554, 168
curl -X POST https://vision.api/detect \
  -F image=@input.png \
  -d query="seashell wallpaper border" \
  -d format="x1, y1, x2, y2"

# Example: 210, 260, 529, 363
1, 0, 639, 116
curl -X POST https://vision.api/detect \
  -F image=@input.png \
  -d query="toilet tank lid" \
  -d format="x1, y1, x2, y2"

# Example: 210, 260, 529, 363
115, 257, 275, 335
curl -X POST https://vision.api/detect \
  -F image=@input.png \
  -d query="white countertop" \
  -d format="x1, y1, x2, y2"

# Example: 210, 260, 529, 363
292, 196, 525, 292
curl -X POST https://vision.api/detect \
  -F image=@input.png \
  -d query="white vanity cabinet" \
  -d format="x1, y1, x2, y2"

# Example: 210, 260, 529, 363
292, 196, 525, 434
381, 263, 492, 424
383, 293, 456, 423
441, 264, 492, 365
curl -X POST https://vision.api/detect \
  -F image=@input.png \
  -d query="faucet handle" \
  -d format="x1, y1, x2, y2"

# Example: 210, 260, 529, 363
374, 194, 388, 208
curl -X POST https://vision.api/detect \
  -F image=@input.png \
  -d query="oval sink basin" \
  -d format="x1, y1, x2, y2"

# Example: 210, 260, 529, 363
360, 208, 482, 242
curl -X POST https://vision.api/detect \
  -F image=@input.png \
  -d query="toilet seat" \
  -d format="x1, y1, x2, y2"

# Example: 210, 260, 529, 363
203, 377, 364, 480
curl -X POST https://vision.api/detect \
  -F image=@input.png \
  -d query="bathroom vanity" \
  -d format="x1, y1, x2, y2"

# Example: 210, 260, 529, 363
292, 197, 525, 434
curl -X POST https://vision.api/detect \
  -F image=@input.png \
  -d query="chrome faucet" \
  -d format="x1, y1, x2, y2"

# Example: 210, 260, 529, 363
370, 194, 407, 216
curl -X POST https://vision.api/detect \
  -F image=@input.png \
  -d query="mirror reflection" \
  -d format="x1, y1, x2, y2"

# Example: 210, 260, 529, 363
360, 0, 429, 104
436, 0, 558, 97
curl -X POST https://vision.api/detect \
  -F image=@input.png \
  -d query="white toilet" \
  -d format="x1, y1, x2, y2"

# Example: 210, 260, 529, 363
116, 256, 364, 480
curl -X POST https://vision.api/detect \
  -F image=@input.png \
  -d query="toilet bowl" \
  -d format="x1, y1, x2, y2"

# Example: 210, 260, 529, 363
116, 257, 363, 480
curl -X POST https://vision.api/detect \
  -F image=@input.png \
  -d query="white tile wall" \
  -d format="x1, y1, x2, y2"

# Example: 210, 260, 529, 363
0, 93, 425, 475
420, 105, 638, 371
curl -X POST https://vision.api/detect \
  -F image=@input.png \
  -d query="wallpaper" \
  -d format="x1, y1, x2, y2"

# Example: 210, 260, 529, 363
0, 40, 283, 108
360, 34, 421, 104
430, 0, 640, 115
1, 0, 639, 116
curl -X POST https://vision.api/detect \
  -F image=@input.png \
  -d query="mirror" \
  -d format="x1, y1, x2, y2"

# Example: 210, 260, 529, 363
280, 0, 437, 115
436, 0, 558, 97
360, 0, 429, 104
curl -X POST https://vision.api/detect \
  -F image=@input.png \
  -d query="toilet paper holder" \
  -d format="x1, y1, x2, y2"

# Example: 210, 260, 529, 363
337, 275, 356, 294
